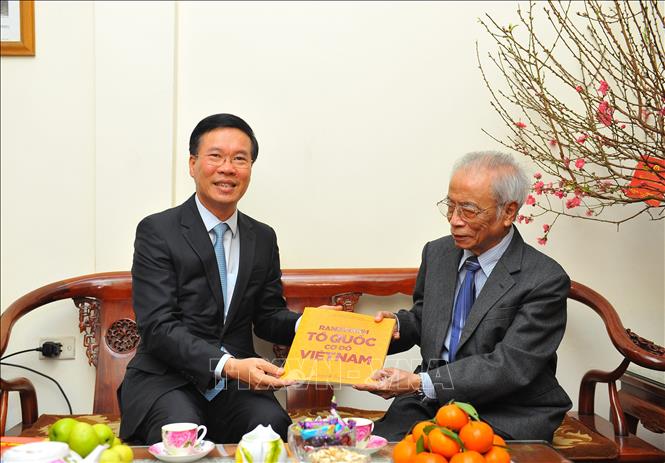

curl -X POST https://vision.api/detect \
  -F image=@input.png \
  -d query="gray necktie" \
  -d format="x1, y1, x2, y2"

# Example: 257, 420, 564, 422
212, 222, 229, 307
204, 222, 229, 401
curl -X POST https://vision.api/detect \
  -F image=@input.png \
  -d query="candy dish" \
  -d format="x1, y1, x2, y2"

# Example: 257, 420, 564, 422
354, 435, 388, 455
148, 440, 215, 463
288, 418, 356, 460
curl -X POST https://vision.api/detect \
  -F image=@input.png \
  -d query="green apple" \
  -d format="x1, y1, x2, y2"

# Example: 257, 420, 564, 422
111, 436, 123, 447
67, 422, 100, 458
110, 444, 134, 462
48, 417, 78, 442
99, 449, 122, 463
93, 423, 116, 446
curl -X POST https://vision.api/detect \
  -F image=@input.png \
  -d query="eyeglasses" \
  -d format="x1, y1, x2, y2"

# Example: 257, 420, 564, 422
437, 198, 493, 221
196, 153, 252, 169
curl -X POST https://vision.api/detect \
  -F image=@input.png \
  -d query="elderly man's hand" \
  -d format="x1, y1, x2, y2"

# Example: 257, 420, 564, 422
353, 368, 420, 399
223, 357, 295, 390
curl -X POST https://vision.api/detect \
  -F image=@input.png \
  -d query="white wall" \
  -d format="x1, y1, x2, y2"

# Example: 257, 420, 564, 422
2, 1, 663, 448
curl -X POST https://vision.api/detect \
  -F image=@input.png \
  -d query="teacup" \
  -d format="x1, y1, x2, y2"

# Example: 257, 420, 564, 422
161, 422, 207, 456
347, 417, 374, 446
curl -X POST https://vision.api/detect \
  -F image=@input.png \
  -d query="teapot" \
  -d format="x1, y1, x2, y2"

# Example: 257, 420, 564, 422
235, 424, 287, 463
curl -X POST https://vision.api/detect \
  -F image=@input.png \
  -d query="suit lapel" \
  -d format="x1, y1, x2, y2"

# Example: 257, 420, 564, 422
221, 212, 255, 336
456, 229, 523, 352
429, 244, 463, 354
180, 195, 224, 313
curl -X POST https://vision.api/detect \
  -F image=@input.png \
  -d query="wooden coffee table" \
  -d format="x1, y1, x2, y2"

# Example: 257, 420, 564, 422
132, 441, 572, 462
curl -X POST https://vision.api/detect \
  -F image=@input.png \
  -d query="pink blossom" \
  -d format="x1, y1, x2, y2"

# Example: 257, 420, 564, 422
660, 107, 665, 116
566, 196, 582, 209
620, 124, 626, 129
533, 181, 545, 195
523, 216, 533, 224
640, 108, 651, 123
515, 121, 527, 129
598, 80, 609, 96
542, 224, 550, 233
537, 237, 548, 245
517, 215, 524, 223
576, 134, 588, 144
575, 85, 583, 93
598, 180, 613, 192
575, 158, 586, 169
586, 209, 593, 216
554, 190, 565, 199
526, 194, 536, 206
597, 101, 614, 126
563, 157, 571, 167
548, 139, 558, 148
534, 172, 542, 179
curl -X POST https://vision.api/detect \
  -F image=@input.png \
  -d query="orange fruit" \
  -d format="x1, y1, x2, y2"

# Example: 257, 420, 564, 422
412, 420, 435, 448
484, 446, 510, 463
459, 421, 494, 454
450, 450, 486, 463
414, 452, 448, 463
393, 438, 418, 463
404, 433, 416, 443
428, 428, 461, 458
436, 403, 469, 431
492, 435, 506, 447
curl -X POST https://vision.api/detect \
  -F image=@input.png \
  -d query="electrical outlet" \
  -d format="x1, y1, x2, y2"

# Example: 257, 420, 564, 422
39, 336, 76, 360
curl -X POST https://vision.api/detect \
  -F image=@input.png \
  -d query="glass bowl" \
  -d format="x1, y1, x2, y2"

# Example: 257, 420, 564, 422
287, 422, 356, 460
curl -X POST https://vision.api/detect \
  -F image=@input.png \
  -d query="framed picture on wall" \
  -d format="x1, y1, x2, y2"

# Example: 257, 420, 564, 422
1, 0, 35, 56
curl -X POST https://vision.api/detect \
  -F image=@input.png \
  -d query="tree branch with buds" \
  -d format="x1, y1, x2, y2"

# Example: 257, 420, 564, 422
478, 0, 664, 244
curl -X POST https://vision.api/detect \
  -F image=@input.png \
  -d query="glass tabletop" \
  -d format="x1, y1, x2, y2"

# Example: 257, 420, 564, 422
132, 440, 572, 462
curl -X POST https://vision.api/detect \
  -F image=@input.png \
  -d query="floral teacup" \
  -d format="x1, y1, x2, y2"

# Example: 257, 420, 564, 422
161, 422, 207, 456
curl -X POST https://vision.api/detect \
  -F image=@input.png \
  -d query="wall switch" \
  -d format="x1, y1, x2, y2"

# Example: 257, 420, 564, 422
39, 336, 76, 360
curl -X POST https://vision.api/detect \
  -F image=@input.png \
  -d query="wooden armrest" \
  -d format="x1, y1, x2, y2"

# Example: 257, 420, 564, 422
570, 282, 665, 370
570, 281, 665, 437
1, 377, 38, 433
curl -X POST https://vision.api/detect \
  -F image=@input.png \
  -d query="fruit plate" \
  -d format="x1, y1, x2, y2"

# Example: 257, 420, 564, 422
148, 440, 215, 463
354, 435, 388, 455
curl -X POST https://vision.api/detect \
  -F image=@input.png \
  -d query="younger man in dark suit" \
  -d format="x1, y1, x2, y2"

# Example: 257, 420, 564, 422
119, 114, 331, 444
356, 152, 572, 442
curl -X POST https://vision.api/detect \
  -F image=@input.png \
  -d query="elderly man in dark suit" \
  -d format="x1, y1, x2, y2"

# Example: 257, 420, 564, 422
119, 114, 334, 445
356, 152, 572, 442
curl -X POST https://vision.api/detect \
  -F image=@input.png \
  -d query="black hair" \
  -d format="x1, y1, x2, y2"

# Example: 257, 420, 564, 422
189, 113, 259, 161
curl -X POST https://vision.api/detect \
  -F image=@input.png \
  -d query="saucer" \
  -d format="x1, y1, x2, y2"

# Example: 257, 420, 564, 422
355, 435, 388, 455
148, 440, 215, 463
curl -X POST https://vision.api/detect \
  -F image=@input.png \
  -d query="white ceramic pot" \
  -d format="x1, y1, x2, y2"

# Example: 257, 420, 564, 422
235, 425, 287, 463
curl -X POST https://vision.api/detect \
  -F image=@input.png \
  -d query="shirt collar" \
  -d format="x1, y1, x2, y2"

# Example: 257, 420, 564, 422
458, 225, 514, 276
194, 194, 239, 237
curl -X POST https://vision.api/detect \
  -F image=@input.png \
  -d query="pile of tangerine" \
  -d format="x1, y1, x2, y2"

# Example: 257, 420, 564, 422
392, 401, 510, 463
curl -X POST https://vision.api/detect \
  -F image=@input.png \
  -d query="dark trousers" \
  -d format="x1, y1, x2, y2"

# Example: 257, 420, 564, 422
373, 393, 441, 442
126, 380, 291, 445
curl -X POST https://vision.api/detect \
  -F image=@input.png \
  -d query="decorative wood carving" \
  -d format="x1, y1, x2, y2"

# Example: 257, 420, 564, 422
105, 319, 140, 354
74, 297, 101, 367
333, 292, 362, 312
626, 329, 665, 356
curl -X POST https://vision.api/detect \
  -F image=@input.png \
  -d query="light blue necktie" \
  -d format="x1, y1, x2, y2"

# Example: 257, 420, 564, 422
212, 222, 229, 307
448, 256, 481, 362
204, 222, 229, 401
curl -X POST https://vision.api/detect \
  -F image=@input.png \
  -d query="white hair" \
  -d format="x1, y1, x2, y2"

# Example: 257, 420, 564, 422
452, 151, 530, 213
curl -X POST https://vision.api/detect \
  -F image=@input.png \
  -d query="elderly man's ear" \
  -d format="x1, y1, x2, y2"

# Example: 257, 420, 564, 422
503, 201, 519, 225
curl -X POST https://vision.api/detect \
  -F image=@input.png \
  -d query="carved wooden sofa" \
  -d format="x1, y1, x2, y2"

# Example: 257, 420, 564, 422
1, 270, 664, 462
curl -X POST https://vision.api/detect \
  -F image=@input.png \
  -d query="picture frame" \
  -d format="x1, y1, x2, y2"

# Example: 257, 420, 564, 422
1, 0, 35, 56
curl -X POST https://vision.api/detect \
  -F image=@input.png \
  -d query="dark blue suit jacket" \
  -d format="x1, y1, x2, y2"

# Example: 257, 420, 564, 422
119, 195, 298, 439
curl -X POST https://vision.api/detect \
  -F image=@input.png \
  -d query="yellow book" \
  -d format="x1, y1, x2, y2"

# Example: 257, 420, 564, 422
281, 307, 396, 385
